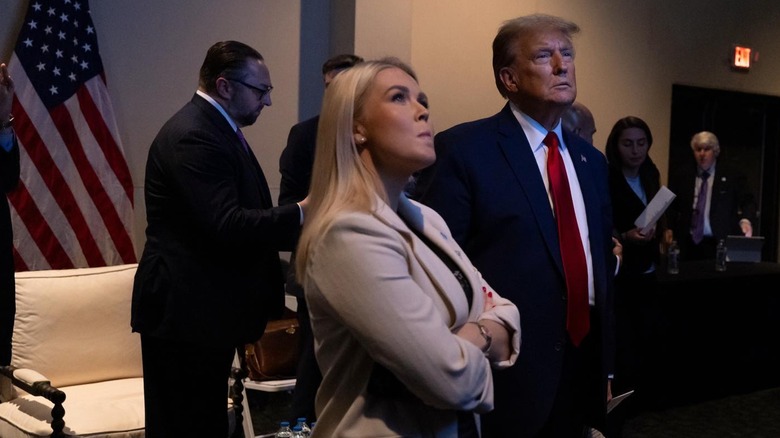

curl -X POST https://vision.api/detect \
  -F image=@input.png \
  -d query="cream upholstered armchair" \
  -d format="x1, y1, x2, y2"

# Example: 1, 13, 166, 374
0, 264, 145, 437
0, 263, 250, 438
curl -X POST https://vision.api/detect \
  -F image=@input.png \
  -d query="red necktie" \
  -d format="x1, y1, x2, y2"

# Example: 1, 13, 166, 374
236, 128, 251, 154
545, 132, 589, 346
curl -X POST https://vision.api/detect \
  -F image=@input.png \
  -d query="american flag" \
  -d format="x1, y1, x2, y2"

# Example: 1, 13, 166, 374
6, 0, 136, 271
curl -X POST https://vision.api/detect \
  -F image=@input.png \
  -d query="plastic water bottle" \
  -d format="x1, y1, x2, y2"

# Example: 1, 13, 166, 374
295, 417, 311, 437
716, 239, 728, 271
291, 425, 305, 438
275, 421, 293, 438
667, 240, 680, 274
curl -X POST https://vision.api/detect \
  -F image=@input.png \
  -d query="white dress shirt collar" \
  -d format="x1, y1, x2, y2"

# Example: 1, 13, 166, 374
196, 89, 238, 132
508, 102, 565, 155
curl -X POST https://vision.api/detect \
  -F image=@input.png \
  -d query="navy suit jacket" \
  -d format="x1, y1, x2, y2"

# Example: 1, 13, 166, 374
279, 115, 318, 206
132, 94, 301, 347
415, 103, 615, 435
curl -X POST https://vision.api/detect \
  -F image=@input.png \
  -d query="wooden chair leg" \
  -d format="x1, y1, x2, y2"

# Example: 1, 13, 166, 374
230, 350, 254, 438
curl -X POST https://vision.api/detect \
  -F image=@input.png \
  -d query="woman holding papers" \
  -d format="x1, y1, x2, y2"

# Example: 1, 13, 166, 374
606, 116, 668, 268
604, 116, 667, 401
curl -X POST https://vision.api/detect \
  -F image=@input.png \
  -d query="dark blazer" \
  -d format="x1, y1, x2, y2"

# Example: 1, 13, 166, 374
668, 162, 757, 253
609, 166, 663, 275
131, 94, 301, 347
279, 115, 318, 206
278, 115, 318, 299
1, 134, 20, 365
278, 114, 321, 421
415, 103, 615, 436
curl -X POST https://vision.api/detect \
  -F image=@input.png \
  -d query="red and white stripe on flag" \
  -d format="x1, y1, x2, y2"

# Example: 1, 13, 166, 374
6, 0, 136, 271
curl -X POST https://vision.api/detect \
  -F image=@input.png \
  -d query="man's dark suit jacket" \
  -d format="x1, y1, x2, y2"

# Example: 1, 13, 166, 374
278, 114, 321, 422
668, 162, 757, 257
1, 135, 20, 365
415, 103, 616, 436
131, 94, 301, 348
279, 115, 318, 207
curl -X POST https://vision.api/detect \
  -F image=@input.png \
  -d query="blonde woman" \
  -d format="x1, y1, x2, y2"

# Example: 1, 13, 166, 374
295, 60, 520, 437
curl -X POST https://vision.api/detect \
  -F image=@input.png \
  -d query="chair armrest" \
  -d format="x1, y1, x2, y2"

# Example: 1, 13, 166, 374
1, 365, 67, 437
1, 365, 64, 403
4, 366, 50, 387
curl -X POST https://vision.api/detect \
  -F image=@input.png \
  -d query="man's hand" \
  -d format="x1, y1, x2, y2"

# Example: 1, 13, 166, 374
0, 63, 14, 118
612, 237, 623, 267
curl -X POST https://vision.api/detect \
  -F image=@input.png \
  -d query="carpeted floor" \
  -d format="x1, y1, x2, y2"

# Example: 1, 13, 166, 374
621, 386, 780, 437
246, 386, 780, 437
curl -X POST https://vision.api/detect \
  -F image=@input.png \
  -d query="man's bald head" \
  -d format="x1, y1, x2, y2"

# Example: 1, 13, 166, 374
562, 101, 596, 144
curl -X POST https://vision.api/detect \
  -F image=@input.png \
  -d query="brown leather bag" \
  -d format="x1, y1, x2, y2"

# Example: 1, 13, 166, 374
245, 315, 301, 381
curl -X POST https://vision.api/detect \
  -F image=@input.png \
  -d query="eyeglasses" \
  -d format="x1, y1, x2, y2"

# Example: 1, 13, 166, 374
226, 78, 273, 100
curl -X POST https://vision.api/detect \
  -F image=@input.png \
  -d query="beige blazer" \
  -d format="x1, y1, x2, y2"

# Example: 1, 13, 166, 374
304, 194, 520, 437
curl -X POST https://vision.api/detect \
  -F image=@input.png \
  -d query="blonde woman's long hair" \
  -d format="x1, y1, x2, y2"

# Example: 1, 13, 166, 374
295, 60, 411, 282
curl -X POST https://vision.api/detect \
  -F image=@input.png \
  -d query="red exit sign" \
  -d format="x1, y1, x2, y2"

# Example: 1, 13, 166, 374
731, 45, 752, 70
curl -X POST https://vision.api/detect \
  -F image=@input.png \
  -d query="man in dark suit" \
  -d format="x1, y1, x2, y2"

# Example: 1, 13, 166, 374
279, 54, 363, 206
131, 41, 306, 437
278, 53, 363, 423
1, 62, 20, 367
414, 14, 615, 437
668, 130, 757, 261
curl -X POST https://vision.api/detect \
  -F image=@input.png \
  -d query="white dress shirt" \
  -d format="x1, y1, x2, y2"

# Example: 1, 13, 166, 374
510, 103, 595, 305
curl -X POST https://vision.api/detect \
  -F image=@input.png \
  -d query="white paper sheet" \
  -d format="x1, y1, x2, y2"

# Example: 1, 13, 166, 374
608, 389, 635, 413
634, 186, 676, 233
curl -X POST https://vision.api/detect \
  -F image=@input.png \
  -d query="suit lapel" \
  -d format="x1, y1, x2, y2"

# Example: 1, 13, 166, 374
390, 197, 477, 322
566, 131, 623, 308
243, 150, 273, 207
397, 196, 471, 278
564, 130, 599, 238
495, 105, 564, 274
227, 131, 273, 208
681, 171, 697, 226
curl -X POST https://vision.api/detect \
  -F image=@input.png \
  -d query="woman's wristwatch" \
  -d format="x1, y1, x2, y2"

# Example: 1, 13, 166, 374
0, 115, 13, 130
474, 321, 493, 354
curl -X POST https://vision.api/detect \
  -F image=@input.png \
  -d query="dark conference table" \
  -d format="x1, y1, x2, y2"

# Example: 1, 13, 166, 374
641, 260, 780, 408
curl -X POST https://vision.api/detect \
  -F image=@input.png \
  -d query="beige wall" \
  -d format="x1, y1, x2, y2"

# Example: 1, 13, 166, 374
354, 0, 412, 62
1, 0, 301, 256
405, 0, 780, 184
2, 0, 779, 258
